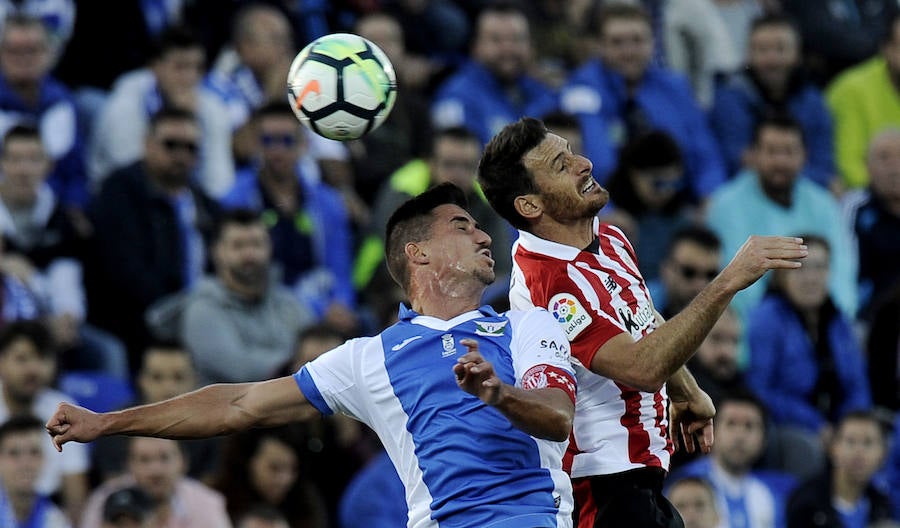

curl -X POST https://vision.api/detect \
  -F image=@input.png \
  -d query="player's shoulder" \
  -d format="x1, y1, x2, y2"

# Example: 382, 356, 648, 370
502, 306, 557, 327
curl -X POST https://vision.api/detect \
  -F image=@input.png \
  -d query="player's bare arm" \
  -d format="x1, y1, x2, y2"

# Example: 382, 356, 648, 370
454, 339, 574, 442
591, 235, 807, 392
46, 376, 319, 452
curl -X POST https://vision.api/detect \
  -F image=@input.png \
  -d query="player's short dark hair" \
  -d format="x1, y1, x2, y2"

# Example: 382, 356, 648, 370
477, 117, 546, 230
0, 415, 44, 447
212, 208, 265, 245
385, 182, 469, 290
593, 2, 651, 38
751, 113, 805, 147
0, 320, 55, 359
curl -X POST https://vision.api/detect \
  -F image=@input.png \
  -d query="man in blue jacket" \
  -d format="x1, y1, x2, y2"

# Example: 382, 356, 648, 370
560, 3, 726, 202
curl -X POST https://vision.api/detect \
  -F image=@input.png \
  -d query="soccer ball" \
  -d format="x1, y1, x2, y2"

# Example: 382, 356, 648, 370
287, 33, 397, 141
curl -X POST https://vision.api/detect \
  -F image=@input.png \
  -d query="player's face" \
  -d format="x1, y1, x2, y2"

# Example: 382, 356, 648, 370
0, 338, 55, 403
0, 137, 51, 205
249, 437, 298, 504
474, 12, 532, 82
748, 25, 799, 89
422, 204, 495, 286
524, 133, 606, 223
754, 127, 805, 194
128, 438, 185, 501
714, 401, 765, 473
599, 18, 653, 83
830, 418, 886, 486
138, 349, 196, 403
668, 481, 719, 528
0, 430, 44, 495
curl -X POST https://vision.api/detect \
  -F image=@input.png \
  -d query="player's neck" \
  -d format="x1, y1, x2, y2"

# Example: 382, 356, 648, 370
531, 217, 596, 250
409, 277, 484, 320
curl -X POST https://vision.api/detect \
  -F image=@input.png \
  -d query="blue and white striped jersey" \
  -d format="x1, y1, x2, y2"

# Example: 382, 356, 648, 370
295, 304, 576, 528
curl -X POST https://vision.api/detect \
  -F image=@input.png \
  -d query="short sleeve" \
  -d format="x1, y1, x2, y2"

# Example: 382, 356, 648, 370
508, 309, 578, 403
293, 340, 360, 419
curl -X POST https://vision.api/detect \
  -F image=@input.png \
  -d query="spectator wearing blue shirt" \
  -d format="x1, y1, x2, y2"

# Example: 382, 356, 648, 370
709, 14, 835, 187
560, 2, 726, 201
746, 234, 871, 479
431, 1, 559, 147
0, 14, 88, 208
220, 102, 357, 335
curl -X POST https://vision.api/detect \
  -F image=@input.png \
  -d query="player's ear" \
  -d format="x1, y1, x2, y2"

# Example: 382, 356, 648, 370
514, 194, 542, 220
405, 241, 429, 265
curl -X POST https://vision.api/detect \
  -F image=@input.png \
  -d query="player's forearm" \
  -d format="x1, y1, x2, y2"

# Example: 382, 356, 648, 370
99, 383, 260, 439
666, 366, 702, 402
630, 277, 735, 391
491, 385, 574, 442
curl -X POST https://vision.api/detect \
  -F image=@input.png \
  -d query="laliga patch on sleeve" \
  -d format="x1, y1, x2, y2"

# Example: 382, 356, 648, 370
548, 293, 592, 342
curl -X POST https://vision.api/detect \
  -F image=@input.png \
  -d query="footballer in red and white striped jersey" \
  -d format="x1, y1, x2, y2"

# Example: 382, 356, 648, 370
509, 217, 674, 478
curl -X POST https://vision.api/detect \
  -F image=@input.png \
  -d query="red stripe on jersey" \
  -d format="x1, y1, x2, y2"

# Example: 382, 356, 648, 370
573, 478, 597, 528
563, 430, 578, 473
596, 233, 641, 309
521, 364, 577, 404
601, 224, 640, 273
619, 382, 663, 467
654, 390, 674, 456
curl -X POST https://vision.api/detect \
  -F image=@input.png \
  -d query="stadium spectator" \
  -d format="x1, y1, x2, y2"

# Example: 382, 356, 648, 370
866, 283, 900, 413
712, 0, 766, 63
709, 13, 835, 187
219, 102, 357, 334
604, 131, 699, 280
685, 306, 748, 408
670, 390, 797, 528
477, 116, 805, 528
842, 128, 900, 320
746, 234, 872, 479
0, 13, 89, 208
826, 13, 900, 190
235, 504, 290, 528
100, 486, 154, 528
705, 115, 857, 320
560, 2, 726, 201
782, 0, 899, 86
79, 436, 231, 528
84, 107, 222, 372
145, 208, 315, 385
0, 0, 74, 64
210, 426, 327, 528
786, 411, 897, 528
431, 1, 559, 147
89, 342, 221, 485
0, 320, 87, 520
357, 126, 514, 306
47, 183, 580, 528
88, 24, 234, 199
0, 415, 70, 527
0, 124, 127, 381
666, 476, 720, 528
647, 226, 722, 319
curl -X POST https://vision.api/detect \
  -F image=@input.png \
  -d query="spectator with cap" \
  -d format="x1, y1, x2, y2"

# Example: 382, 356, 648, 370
101, 486, 154, 528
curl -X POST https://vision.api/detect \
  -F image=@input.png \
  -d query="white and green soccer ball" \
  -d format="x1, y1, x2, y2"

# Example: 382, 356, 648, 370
287, 33, 398, 141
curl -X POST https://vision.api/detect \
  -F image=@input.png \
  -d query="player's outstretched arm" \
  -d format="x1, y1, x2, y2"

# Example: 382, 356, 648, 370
454, 339, 574, 442
591, 235, 808, 393
46, 376, 319, 452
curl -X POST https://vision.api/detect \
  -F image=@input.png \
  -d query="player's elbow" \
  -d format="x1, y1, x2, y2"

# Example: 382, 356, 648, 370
544, 400, 575, 442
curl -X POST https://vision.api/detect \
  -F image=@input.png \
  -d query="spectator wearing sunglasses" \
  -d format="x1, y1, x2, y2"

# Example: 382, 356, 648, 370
604, 130, 701, 282
85, 107, 222, 374
705, 114, 857, 321
647, 225, 722, 321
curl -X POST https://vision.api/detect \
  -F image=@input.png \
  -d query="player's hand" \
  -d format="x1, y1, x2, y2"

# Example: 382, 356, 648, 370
720, 235, 808, 292
453, 339, 503, 405
45, 402, 104, 452
669, 390, 715, 454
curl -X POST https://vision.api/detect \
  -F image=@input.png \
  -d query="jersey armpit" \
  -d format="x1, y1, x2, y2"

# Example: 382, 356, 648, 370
507, 308, 578, 404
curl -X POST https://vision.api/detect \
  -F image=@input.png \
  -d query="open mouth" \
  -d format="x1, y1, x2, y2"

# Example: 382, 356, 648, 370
581, 178, 596, 194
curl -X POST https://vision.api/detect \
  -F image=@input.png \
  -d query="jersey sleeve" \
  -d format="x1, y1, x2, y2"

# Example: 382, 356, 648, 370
508, 308, 578, 404
293, 339, 362, 419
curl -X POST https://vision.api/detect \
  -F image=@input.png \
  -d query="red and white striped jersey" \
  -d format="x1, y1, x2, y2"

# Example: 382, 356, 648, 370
509, 219, 674, 477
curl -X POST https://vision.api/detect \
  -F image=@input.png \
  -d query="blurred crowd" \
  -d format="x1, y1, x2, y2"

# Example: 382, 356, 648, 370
0, 0, 898, 527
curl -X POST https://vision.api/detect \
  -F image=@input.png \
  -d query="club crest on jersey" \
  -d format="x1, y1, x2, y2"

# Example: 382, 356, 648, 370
441, 334, 457, 357
474, 320, 507, 337
548, 293, 592, 341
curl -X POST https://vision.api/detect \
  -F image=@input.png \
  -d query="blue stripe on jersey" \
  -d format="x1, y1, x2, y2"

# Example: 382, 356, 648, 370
294, 368, 333, 415
382, 312, 559, 527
